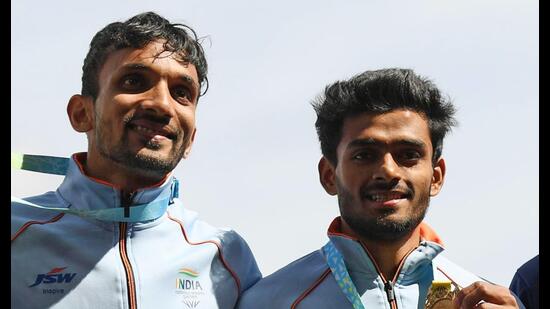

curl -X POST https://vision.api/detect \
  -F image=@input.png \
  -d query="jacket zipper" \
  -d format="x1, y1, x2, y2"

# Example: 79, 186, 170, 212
119, 192, 137, 309
384, 281, 396, 309
360, 242, 417, 309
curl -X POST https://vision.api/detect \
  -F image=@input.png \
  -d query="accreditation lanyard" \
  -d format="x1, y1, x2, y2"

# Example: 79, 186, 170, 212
11, 153, 178, 222
323, 241, 366, 309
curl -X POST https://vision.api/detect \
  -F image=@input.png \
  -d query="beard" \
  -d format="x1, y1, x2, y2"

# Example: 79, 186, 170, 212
94, 113, 189, 177
336, 178, 430, 242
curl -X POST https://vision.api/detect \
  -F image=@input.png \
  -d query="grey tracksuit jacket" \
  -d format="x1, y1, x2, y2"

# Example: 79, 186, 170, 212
12, 153, 261, 309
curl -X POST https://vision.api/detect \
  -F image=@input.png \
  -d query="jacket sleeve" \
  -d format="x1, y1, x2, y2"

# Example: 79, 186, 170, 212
219, 230, 262, 294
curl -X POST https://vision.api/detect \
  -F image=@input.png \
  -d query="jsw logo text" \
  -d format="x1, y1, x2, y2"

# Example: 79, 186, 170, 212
29, 267, 77, 287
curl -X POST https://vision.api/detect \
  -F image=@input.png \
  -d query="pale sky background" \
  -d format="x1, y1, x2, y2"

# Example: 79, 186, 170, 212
12, 0, 538, 287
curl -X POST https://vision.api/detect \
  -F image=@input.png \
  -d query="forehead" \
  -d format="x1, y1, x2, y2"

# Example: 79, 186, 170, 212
339, 109, 432, 149
98, 41, 199, 88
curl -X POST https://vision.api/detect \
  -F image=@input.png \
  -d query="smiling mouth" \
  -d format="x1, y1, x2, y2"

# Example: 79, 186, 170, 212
128, 123, 176, 140
365, 192, 409, 202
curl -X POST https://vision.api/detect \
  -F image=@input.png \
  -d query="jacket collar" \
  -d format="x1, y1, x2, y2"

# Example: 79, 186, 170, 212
57, 153, 174, 216
326, 217, 445, 284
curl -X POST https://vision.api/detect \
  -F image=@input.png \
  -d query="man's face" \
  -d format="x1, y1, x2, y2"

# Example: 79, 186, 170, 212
84, 41, 199, 179
320, 109, 445, 242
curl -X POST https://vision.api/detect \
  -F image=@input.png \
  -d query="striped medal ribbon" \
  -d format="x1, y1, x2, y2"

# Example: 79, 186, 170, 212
323, 241, 365, 309
11, 153, 177, 222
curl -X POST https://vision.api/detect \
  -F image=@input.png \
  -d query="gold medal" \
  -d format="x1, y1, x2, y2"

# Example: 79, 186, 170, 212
425, 280, 460, 309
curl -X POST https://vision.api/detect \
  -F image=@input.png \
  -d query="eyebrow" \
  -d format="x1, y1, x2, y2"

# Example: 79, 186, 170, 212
347, 138, 427, 149
121, 63, 199, 90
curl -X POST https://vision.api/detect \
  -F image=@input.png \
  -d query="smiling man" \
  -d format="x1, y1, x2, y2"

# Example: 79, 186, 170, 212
11, 12, 260, 308
238, 68, 522, 308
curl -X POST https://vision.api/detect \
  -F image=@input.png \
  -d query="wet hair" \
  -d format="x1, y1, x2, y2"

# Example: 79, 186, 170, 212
81, 11, 208, 100
312, 68, 457, 165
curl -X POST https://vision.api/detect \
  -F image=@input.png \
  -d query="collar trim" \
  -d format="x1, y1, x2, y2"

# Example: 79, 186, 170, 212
326, 217, 444, 246
73, 152, 170, 191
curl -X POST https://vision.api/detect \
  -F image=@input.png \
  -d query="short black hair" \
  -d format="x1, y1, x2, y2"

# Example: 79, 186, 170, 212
81, 11, 208, 100
313, 68, 457, 165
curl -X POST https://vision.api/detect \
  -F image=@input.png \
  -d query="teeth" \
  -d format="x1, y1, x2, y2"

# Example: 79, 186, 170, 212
135, 125, 157, 135
369, 193, 404, 202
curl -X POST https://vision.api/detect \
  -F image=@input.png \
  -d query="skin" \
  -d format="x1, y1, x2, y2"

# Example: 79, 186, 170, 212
319, 109, 519, 308
67, 41, 199, 192
454, 281, 519, 309
319, 109, 444, 279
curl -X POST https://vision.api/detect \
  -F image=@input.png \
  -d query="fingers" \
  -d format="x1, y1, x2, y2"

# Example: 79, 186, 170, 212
476, 302, 505, 309
453, 281, 518, 308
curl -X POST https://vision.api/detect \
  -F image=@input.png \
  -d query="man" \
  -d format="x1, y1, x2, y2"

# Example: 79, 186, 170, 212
11, 12, 261, 308
510, 255, 539, 309
238, 68, 522, 308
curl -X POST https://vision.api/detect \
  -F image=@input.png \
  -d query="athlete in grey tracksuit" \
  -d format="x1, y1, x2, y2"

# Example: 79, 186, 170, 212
12, 153, 261, 308
238, 218, 525, 309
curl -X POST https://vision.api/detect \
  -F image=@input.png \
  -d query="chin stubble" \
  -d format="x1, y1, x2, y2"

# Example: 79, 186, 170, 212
95, 113, 188, 175
337, 178, 430, 242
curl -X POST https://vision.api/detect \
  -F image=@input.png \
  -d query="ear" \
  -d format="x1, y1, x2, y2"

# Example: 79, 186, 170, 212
318, 157, 337, 196
430, 157, 446, 196
67, 95, 94, 132
183, 128, 197, 158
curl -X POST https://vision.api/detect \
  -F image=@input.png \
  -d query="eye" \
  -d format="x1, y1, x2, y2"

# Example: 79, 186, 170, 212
352, 150, 377, 162
121, 74, 147, 92
172, 86, 193, 104
397, 149, 422, 163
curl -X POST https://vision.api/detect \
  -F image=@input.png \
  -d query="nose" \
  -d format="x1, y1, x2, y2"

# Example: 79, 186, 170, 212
372, 153, 401, 182
140, 81, 174, 117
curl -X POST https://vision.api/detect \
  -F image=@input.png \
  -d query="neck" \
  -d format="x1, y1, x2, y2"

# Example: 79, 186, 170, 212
80, 152, 168, 192
341, 221, 421, 281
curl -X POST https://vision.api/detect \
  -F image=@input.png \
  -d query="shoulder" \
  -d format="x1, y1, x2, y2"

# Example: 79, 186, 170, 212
216, 229, 262, 293
510, 255, 539, 308
165, 199, 224, 240
11, 191, 68, 238
217, 229, 257, 266
238, 249, 330, 308
166, 200, 262, 292
432, 254, 484, 287
167, 199, 256, 250
515, 255, 539, 284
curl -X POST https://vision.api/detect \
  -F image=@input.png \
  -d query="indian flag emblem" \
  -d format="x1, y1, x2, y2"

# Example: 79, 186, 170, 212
179, 268, 199, 278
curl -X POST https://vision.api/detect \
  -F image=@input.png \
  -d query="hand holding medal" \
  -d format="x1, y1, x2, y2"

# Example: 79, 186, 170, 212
425, 281, 460, 309
453, 281, 520, 308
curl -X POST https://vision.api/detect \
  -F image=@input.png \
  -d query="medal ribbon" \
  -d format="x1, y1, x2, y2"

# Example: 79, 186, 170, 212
11, 153, 176, 222
323, 241, 365, 309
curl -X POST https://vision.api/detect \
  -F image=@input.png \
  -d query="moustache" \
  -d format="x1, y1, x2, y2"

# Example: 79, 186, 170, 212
359, 182, 414, 200
123, 113, 180, 140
